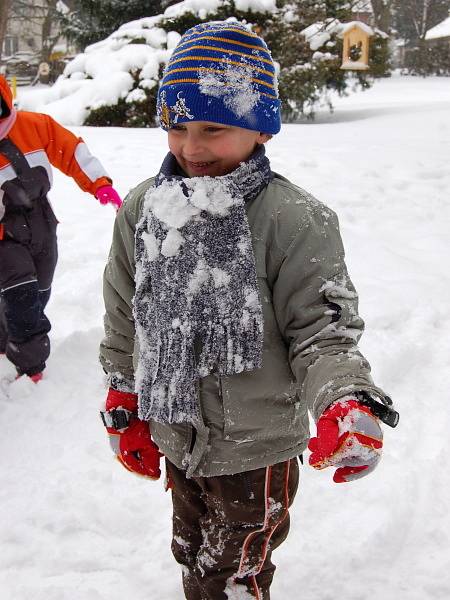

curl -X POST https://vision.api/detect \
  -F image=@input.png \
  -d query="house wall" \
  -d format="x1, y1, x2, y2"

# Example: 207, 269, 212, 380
2, 0, 73, 59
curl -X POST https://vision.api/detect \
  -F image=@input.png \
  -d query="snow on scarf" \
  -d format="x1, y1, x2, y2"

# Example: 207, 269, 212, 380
134, 145, 272, 425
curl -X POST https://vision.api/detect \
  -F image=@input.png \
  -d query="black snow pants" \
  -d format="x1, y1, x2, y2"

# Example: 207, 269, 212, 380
0, 197, 58, 375
166, 457, 300, 600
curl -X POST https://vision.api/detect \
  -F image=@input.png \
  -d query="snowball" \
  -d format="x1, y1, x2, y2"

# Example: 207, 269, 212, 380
187, 178, 237, 215
144, 181, 201, 229
142, 231, 160, 261
161, 228, 185, 257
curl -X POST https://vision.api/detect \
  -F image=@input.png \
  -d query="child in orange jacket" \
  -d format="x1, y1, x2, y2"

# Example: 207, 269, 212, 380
0, 75, 121, 381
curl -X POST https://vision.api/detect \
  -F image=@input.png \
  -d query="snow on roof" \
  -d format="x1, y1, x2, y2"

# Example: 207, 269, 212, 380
425, 16, 450, 41
17, 0, 277, 126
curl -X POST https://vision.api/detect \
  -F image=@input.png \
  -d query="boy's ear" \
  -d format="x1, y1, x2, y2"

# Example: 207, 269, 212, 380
257, 133, 272, 144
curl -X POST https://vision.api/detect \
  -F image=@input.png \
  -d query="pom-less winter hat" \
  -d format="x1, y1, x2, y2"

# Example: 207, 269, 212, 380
157, 21, 281, 134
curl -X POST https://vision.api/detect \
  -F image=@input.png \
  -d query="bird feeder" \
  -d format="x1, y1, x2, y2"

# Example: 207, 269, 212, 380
340, 22, 373, 70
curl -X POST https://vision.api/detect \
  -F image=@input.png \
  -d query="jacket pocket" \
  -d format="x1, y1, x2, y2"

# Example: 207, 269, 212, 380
42, 199, 58, 231
4, 213, 32, 245
255, 261, 284, 344
219, 322, 309, 445
221, 374, 307, 443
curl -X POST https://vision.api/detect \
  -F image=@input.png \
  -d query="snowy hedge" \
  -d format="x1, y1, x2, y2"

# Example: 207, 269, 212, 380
19, 0, 390, 126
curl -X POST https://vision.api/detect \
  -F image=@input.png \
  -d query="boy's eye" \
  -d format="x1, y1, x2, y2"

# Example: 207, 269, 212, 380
170, 125, 185, 131
205, 126, 224, 133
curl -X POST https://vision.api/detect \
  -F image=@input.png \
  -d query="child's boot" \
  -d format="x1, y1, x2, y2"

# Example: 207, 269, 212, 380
29, 372, 43, 383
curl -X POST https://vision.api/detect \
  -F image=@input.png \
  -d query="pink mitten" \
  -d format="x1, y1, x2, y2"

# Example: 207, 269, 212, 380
95, 185, 123, 210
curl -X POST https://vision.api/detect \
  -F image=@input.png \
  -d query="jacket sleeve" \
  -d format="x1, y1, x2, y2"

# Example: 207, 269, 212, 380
99, 194, 139, 387
42, 114, 111, 194
272, 206, 388, 422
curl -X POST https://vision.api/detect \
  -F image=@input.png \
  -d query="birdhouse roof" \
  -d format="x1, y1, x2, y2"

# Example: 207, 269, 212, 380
425, 16, 450, 41
339, 21, 374, 38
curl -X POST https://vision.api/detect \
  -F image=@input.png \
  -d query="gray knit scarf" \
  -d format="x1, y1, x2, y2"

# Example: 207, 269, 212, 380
134, 145, 272, 425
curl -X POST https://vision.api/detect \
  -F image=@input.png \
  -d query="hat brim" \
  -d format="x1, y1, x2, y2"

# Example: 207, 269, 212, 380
158, 84, 281, 135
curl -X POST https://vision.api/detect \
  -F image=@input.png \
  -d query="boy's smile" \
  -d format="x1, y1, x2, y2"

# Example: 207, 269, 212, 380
168, 121, 271, 177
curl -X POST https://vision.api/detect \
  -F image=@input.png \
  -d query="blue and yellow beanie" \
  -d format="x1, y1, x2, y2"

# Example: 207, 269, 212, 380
157, 21, 281, 134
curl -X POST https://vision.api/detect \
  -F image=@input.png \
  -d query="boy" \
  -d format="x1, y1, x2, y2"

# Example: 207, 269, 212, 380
0, 75, 122, 382
99, 22, 396, 600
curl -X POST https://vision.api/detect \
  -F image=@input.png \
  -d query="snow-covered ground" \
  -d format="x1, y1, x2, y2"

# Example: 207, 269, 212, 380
1, 75, 449, 599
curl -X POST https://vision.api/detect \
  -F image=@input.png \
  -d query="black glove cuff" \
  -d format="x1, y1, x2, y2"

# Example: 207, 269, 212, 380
100, 408, 133, 430
356, 392, 399, 428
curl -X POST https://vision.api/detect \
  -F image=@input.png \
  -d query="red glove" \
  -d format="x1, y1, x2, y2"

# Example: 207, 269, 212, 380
103, 388, 162, 480
308, 398, 383, 483
95, 185, 123, 210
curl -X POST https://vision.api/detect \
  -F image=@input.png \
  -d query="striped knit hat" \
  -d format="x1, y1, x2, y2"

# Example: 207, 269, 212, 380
157, 21, 281, 134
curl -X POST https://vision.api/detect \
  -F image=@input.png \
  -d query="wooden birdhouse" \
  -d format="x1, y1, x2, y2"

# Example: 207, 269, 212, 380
340, 22, 373, 70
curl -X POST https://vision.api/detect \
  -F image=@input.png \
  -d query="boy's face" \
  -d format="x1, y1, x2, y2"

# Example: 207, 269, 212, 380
168, 121, 271, 177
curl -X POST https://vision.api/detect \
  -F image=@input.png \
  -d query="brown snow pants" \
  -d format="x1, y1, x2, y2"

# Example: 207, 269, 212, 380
166, 457, 300, 600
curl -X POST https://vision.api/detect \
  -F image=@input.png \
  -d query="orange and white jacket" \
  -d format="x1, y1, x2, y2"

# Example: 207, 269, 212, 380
0, 75, 111, 215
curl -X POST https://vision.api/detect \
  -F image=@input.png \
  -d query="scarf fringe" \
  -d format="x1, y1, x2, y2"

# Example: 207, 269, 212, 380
139, 326, 199, 424
138, 313, 263, 424
198, 316, 263, 376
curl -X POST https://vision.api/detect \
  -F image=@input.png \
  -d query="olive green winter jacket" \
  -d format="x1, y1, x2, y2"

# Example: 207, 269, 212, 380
100, 173, 387, 477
